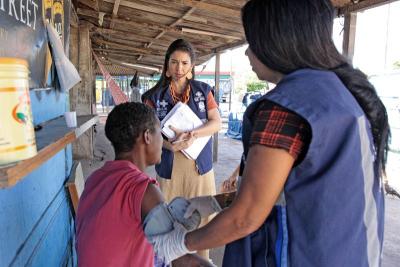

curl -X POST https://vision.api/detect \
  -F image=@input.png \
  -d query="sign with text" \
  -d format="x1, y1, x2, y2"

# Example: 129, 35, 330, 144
0, 0, 47, 88
0, 0, 70, 89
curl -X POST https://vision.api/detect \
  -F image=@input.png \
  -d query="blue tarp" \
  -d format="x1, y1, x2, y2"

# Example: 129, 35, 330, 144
225, 112, 243, 140
102, 89, 115, 106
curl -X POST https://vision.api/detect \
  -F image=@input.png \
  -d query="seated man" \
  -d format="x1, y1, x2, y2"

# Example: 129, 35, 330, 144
75, 102, 213, 267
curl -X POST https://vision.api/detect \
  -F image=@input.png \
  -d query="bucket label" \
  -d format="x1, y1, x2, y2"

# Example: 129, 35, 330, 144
0, 87, 37, 164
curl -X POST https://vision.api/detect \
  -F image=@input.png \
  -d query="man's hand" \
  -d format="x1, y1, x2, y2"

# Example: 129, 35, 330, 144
184, 196, 222, 219
149, 222, 194, 264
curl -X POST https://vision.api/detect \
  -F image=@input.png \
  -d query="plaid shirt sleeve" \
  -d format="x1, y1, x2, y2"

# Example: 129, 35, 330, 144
250, 101, 311, 160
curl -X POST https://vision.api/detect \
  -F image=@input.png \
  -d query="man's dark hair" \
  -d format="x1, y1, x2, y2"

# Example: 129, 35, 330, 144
105, 102, 158, 154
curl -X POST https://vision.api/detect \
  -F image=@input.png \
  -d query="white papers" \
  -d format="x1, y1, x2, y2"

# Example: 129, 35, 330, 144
161, 102, 211, 160
161, 102, 195, 138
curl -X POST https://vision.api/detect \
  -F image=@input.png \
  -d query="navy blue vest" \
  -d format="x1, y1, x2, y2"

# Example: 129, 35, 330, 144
223, 69, 384, 267
149, 80, 213, 179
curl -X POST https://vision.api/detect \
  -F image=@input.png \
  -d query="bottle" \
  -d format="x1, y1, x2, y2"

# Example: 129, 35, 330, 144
0, 58, 37, 165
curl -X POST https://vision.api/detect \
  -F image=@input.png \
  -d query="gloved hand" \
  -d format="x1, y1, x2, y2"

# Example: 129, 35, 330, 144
184, 196, 222, 219
148, 222, 194, 264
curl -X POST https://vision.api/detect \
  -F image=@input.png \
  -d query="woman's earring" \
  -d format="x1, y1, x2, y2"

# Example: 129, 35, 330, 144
166, 70, 171, 78
186, 71, 193, 80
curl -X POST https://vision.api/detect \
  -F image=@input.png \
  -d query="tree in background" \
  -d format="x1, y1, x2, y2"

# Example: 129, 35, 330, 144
246, 79, 268, 93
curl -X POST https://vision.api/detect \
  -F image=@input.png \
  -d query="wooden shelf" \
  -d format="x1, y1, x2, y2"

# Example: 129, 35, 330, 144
0, 115, 99, 188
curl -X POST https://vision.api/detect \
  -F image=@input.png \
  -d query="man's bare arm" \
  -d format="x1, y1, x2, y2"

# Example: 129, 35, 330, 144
141, 183, 165, 221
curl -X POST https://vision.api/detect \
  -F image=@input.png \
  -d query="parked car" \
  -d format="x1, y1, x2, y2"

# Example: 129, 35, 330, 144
221, 91, 229, 102
243, 92, 262, 107
249, 92, 262, 102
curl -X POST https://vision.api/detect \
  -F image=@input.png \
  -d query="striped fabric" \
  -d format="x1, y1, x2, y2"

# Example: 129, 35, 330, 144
93, 53, 129, 105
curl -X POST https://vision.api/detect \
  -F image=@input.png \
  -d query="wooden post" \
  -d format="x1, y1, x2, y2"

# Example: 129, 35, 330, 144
213, 52, 220, 163
92, 73, 96, 114
343, 12, 357, 63
72, 22, 94, 159
101, 77, 105, 113
127, 76, 130, 98
69, 25, 79, 112
229, 86, 232, 111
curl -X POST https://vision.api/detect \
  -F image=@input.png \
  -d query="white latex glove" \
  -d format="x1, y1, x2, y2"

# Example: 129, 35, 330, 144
148, 222, 194, 264
184, 196, 222, 219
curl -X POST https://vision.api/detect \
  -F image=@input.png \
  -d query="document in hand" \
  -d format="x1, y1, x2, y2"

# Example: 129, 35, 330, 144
161, 102, 211, 160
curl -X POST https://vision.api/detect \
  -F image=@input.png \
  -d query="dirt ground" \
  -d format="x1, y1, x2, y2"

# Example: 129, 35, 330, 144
80, 114, 400, 267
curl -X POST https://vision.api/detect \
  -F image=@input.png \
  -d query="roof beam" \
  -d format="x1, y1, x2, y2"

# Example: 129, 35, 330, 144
78, 0, 99, 11
181, 27, 242, 40
337, 0, 396, 15
91, 24, 225, 52
91, 37, 165, 56
94, 49, 166, 66
101, 56, 163, 71
79, 7, 242, 41
92, 35, 165, 53
92, 27, 174, 47
106, 57, 162, 69
172, 0, 241, 17
79, 8, 242, 45
77, 1, 248, 72
94, 28, 214, 50
106, 58, 161, 72
96, 58, 157, 76
109, 0, 121, 29
138, 0, 205, 61
77, 8, 180, 33
214, 40, 247, 53
93, 48, 142, 56
102, 0, 207, 23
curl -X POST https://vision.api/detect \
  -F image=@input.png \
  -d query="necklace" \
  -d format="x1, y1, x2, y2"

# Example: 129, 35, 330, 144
170, 82, 191, 104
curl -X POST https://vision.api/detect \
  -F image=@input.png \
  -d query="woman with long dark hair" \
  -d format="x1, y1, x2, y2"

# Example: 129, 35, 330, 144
144, 39, 221, 261
149, 0, 390, 266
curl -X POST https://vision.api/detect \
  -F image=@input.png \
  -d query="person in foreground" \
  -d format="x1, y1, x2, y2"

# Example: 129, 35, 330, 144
149, 0, 390, 266
75, 102, 213, 267
143, 38, 222, 260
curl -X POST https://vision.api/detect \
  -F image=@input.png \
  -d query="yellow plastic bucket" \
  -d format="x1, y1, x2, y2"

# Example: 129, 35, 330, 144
0, 58, 37, 165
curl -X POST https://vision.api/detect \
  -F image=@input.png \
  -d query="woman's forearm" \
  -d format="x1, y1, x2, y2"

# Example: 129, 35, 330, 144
184, 202, 259, 251
193, 119, 221, 138
192, 108, 221, 138
185, 146, 295, 251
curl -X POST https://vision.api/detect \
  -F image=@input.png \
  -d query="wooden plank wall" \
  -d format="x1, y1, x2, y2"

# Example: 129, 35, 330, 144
71, 22, 95, 159
0, 92, 75, 266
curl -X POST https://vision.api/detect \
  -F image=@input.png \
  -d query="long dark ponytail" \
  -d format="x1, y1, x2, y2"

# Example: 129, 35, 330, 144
242, 0, 390, 173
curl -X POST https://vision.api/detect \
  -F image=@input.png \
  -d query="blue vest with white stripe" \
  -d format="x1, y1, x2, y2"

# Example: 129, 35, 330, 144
149, 80, 213, 179
223, 69, 384, 267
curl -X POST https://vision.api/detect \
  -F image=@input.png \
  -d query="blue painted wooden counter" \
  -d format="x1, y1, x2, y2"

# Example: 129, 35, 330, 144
0, 90, 76, 266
